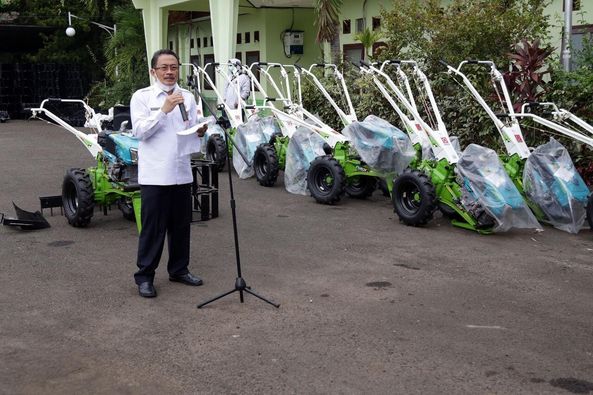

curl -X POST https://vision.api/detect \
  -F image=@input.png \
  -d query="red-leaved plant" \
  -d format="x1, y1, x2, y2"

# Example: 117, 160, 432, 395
504, 39, 554, 111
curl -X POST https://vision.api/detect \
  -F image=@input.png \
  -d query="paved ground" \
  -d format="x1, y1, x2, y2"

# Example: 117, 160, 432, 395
1, 119, 593, 394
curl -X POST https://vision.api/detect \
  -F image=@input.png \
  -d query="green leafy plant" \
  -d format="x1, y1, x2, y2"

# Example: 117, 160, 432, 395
504, 39, 554, 111
86, 4, 148, 109
354, 28, 382, 60
314, 0, 343, 63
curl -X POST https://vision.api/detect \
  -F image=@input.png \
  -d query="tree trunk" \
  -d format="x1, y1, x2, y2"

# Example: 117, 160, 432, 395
329, 21, 341, 64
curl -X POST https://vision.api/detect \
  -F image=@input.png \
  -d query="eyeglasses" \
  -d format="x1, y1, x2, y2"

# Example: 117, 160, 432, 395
154, 64, 179, 72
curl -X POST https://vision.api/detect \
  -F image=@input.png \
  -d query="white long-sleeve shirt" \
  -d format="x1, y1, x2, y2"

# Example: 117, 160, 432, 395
130, 83, 201, 185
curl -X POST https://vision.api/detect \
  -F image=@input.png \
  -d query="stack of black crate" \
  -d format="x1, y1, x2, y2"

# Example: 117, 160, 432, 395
191, 158, 219, 222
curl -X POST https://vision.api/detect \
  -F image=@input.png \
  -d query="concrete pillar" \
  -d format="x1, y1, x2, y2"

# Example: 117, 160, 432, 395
208, 0, 239, 67
562, 0, 573, 71
133, 0, 168, 79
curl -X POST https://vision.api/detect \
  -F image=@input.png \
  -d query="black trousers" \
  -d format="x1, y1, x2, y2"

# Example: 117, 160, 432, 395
134, 184, 192, 285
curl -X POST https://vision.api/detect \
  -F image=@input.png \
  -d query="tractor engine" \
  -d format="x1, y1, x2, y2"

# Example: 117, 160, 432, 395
98, 131, 139, 184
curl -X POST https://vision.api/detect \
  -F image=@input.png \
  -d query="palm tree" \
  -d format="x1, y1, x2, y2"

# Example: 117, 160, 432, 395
314, 0, 343, 63
87, 4, 148, 108
354, 27, 382, 60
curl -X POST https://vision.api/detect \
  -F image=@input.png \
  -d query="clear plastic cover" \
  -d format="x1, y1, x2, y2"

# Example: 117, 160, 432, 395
523, 137, 589, 234
450, 135, 462, 156
259, 116, 282, 141
201, 115, 225, 139
284, 127, 327, 195
341, 115, 415, 174
231, 116, 282, 179
199, 116, 226, 156
456, 144, 541, 232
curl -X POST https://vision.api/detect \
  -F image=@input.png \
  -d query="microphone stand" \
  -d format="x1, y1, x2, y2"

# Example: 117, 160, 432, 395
188, 72, 279, 309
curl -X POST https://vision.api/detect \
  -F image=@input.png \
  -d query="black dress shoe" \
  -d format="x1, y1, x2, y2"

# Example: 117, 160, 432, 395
138, 282, 157, 298
169, 272, 203, 286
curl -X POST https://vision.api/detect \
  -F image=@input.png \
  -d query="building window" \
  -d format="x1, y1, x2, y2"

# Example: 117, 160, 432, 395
569, 24, 593, 69
343, 43, 364, 63
254, 31, 260, 42
190, 55, 200, 67
203, 54, 215, 90
203, 37, 208, 48
563, 0, 581, 11
169, 41, 173, 50
372, 17, 381, 31
197, 37, 201, 48
210, 36, 213, 46
356, 18, 365, 33
373, 42, 388, 57
237, 33, 242, 44
235, 52, 242, 63
343, 19, 351, 34
246, 50, 260, 90
190, 38, 194, 49
245, 32, 251, 44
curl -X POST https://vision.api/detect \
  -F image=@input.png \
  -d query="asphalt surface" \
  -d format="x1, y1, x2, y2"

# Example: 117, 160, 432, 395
1, 119, 593, 394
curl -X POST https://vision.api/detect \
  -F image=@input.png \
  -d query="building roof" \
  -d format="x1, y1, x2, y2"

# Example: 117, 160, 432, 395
244, 0, 313, 8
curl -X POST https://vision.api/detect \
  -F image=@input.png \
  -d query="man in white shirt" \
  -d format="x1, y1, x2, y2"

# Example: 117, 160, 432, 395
130, 49, 207, 298
223, 58, 251, 110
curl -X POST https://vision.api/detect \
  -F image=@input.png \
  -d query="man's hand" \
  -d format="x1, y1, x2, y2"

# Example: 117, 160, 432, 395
196, 124, 208, 138
161, 92, 184, 114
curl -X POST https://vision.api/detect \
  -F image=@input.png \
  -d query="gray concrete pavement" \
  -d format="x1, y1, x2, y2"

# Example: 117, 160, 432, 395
1, 119, 593, 394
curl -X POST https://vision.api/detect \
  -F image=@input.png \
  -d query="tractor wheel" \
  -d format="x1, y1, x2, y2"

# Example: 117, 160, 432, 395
307, 155, 346, 205
62, 168, 95, 227
438, 202, 462, 220
117, 198, 136, 222
392, 168, 437, 226
587, 194, 593, 230
377, 178, 391, 198
254, 143, 279, 187
207, 134, 227, 172
345, 176, 377, 199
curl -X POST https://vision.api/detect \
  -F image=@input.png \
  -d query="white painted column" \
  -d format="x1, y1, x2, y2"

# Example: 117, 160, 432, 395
133, 0, 167, 79
209, 0, 239, 71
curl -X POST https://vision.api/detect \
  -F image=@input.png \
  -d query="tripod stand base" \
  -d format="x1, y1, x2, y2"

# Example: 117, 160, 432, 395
197, 277, 280, 309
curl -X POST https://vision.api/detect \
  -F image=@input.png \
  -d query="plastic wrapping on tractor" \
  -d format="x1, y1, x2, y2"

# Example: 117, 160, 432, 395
284, 127, 327, 195
457, 144, 541, 232
523, 138, 589, 234
341, 115, 415, 174
200, 115, 226, 155
202, 116, 225, 140
232, 116, 281, 178
450, 135, 462, 156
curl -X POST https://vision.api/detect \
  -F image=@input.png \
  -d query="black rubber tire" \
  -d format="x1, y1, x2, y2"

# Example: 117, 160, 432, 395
254, 143, 279, 187
587, 194, 593, 230
377, 178, 391, 198
307, 155, 346, 205
207, 134, 227, 172
438, 202, 463, 220
117, 198, 136, 222
62, 168, 95, 227
392, 168, 437, 226
345, 176, 377, 199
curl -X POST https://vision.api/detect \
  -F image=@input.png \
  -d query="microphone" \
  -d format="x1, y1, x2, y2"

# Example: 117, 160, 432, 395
179, 102, 188, 122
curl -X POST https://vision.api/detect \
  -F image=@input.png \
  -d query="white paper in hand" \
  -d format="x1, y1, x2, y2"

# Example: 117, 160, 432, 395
176, 120, 208, 136
176, 121, 208, 156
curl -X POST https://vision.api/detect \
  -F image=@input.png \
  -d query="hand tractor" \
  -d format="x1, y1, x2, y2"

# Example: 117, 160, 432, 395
245, 61, 415, 205
29, 98, 141, 230
444, 60, 591, 233
360, 60, 540, 233
242, 62, 352, 193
